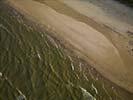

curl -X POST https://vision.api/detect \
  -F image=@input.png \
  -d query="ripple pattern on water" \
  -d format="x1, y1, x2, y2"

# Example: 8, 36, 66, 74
0, 1, 133, 100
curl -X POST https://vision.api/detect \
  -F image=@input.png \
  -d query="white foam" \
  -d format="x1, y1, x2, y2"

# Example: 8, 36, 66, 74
0, 72, 2, 77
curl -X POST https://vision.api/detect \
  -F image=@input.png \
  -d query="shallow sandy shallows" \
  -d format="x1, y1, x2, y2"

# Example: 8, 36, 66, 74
61, 0, 133, 34
7, 0, 133, 93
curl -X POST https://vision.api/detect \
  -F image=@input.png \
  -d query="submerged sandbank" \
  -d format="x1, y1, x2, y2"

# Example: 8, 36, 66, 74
7, 0, 133, 93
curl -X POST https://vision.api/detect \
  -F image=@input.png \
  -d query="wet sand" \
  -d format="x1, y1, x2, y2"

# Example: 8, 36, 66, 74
7, 0, 133, 93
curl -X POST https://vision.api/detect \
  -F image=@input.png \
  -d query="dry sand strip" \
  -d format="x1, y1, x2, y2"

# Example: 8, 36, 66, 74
7, 0, 133, 93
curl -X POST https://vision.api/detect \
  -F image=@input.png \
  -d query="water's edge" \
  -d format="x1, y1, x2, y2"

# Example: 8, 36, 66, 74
0, 1, 133, 100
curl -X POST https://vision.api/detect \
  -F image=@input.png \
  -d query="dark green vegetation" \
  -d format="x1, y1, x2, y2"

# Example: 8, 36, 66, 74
0, 1, 133, 100
115, 0, 133, 7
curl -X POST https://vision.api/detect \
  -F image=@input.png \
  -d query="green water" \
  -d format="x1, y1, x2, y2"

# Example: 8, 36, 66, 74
0, 1, 133, 100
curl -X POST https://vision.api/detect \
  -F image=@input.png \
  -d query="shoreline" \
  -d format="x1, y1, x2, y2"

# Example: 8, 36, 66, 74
4, 1, 132, 97
6, 0, 133, 93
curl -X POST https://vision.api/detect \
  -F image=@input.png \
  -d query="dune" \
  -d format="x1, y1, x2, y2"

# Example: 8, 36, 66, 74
7, 0, 133, 93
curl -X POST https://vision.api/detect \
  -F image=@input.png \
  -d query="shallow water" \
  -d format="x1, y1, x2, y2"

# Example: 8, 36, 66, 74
61, 0, 133, 34
0, 1, 133, 100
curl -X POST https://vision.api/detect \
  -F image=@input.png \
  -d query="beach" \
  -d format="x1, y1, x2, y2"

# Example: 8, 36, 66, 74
6, 0, 133, 93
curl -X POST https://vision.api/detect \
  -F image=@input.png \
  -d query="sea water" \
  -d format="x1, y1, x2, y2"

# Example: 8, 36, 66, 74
0, 1, 133, 100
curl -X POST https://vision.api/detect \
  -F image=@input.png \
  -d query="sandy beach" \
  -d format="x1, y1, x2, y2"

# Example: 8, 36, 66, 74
6, 0, 133, 93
